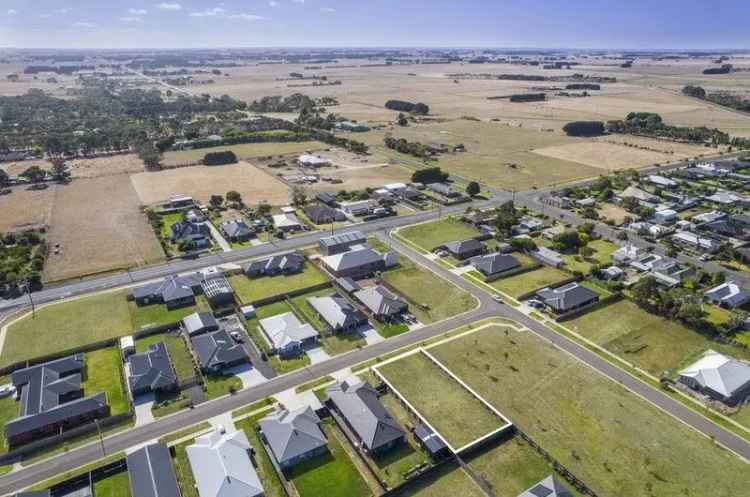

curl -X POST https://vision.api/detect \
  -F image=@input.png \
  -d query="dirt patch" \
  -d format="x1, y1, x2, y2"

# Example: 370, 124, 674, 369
0, 186, 56, 232
130, 161, 291, 205
43, 176, 164, 282
598, 203, 631, 225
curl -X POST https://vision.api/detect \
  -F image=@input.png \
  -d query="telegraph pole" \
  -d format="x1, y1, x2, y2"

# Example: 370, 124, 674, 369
24, 277, 36, 319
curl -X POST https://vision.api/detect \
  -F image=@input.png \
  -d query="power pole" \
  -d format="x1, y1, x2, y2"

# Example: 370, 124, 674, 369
95, 419, 105, 456
24, 277, 36, 319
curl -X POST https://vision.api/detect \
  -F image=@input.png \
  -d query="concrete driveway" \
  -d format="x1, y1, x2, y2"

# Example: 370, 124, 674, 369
133, 393, 155, 427
359, 325, 385, 345
226, 363, 268, 389
305, 346, 331, 364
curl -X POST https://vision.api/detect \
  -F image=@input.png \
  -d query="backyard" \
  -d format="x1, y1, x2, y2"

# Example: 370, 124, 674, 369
397, 218, 479, 251
93, 471, 131, 497
229, 263, 330, 304
83, 347, 129, 416
129, 295, 210, 331
488, 266, 570, 298
389, 463, 483, 497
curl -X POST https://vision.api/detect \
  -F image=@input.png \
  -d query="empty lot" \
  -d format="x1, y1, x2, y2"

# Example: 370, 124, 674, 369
162, 141, 327, 166
0, 186, 56, 231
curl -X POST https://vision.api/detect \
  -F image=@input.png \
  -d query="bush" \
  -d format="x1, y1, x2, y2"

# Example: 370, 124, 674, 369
412, 167, 449, 184
563, 121, 605, 137
203, 150, 238, 166
385, 100, 429, 115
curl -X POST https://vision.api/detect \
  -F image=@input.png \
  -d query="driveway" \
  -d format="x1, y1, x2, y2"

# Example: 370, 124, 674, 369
133, 393, 155, 427
359, 325, 385, 345
226, 363, 268, 389
203, 221, 232, 252
305, 346, 331, 364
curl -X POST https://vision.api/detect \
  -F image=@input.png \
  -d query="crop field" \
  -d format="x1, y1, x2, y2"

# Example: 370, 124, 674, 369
0, 186, 56, 232
398, 218, 479, 250
377, 351, 509, 450
162, 141, 326, 166
44, 176, 164, 282
131, 162, 291, 206
489, 266, 570, 297
429, 325, 750, 497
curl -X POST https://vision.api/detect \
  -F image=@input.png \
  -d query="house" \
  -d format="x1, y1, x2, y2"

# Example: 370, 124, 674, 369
340, 199, 377, 216
354, 286, 408, 321
6, 355, 109, 447
517, 216, 544, 232
245, 252, 305, 278
671, 231, 721, 253
259, 406, 328, 470
200, 274, 235, 307
693, 211, 727, 225
612, 244, 643, 264
335, 121, 370, 132
629, 253, 664, 272
187, 429, 264, 497
426, 183, 459, 198
542, 225, 566, 241
273, 213, 305, 233
308, 295, 368, 332
182, 312, 220, 336
129, 274, 203, 309
707, 191, 750, 206
517, 475, 574, 497
220, 219, 254, 242
653, 209, 678, 225
259, 312, 319, 357
618, 186, 659, 204
169, 194, 194, 209
335, 277, 361, 295
303, 204, 347, 225
678, 350, 750, 406
326, 379, 406, 455
440, 239, 484, 260
701, 217, 750, 240
316, 192, 338, 207
191, 329, 249, 373
463, 209, 499, 227
536, 283, 599, 315
170, 221, 211, 249
647, 175, 678, 188
470, 253, 521, 279
600, 266, 624, 280
127, 443, 181, 497
531, 246, 563, 268
321, 245, 393, 278
128, 342, 178, 396
319, 231, 367, 256
414, 424, 450, 459
298, 154, 331, 168
185, 209, 206, 223
574, 197, 596, 208
705, 281, 750, 309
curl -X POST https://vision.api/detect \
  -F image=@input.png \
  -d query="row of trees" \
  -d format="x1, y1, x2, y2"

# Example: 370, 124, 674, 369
203, 151, 238, 166
605, 112, 731, 146
385, 100, 429, 115
562, 121, 605, 136
384, 136, 434, 158
682, 85, 750, 112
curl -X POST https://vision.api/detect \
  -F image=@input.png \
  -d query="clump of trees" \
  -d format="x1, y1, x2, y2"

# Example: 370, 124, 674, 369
702, 65, 732, 75
681, 85, 750, 113
384, 136, 431, 158
606, 112, 731, 146
509, 93, 545, 103
566, 84, 600, 90
466, 181, 481, 197
248, 93, 333, 113
385, 100, 429, 115
203, 150, 238, 166
563, 121, 605, 137
411, 167, 449, 184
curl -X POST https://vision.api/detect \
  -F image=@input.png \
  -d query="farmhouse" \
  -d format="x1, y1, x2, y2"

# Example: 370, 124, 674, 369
303, 204, 347, 225
6, 355, 109, 447
319, 231, 367, 256
220, 219, 254, 242
182, 312, 220, 336
127, 342, 178, 396
307, 294, 367, 332
440, 239, 485, 260
273, 213, 306, 233
127, 443, 181, 497
129, 274, 203, 309
705, 281, 750, 309
354, 285, 408, 321
678, 350, 750, 406
200, 274, 235, 307
536, 283, 599, 315
191, 329, 249, 373
258, 406, 328, 470
326, 379, 406, 455
187, 429, 264, 497
259, 312, 319, 357
470, 253, 521, 278
517, 475, 574, 497
298, 154, 331, 168
321, 245, 396, 278
245, 252, 305, 277
170, 221, 211, 249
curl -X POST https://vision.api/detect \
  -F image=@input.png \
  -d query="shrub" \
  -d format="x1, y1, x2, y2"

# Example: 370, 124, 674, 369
203, 150, 238, 165
563, 121, 605, 137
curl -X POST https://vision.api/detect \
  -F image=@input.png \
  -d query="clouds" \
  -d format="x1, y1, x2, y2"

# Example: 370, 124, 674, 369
188, 7, 265, 21
269, 1, 279, 7
156, 2, 182, 10
7, 9, 17, 16
128, 8, 148, 15
320, 7, 335, 13
73, 21, 97, 28
189, 7, 227, 17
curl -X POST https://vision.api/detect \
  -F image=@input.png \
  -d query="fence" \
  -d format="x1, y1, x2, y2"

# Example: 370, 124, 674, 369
49, 458, 127, 497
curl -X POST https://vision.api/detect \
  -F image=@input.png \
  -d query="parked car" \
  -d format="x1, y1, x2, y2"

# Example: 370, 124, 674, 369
527, 299, 544, 309
0, 384, 16, 398
230, 331, 244, 343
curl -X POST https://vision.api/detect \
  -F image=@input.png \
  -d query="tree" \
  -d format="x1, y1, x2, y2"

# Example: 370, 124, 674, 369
50, 157, 70, 182
510, 237, 536, 252
209, 195, 223, 208
676, 302, 706, 329
682, 85, 706, 99
397, 113, 408, 126
137, 142, 162, 169
632, 275, 661, 308
0, 169, 8, 187
226, 190, 242, 205
257, 201, 272, 217
562, 121, 605, 137
466, 181, 481, 197
178, 239, 196, 252
552, 230, 583, 252
20, 165, 46, 183
412, 102, 429, 115
411, 167, 449, 184
291, 186, 307, 206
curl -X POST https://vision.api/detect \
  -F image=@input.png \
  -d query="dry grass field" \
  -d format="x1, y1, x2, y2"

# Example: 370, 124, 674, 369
0, 186, 56, 231
0, 63, 76, 97
1, 155, 146, 179
162, 141, 328, 166
131, 161, 291, 205
533, 141, 678, 170
43, 176, 163, 282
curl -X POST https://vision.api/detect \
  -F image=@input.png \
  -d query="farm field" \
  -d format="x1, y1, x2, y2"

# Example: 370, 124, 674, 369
377, 351, 509, 449
489, 266, 570, 297
130, 161, 291, 206
0, 186, 56, 232
44, 175, 164, 282
430, 325, 750, 497
397, 218, 479, 250
162, 141, 326, 166
3, 155, 147, 180
532, 141, 683, 170
309, 164, 414, 193
229, 263, 330, 304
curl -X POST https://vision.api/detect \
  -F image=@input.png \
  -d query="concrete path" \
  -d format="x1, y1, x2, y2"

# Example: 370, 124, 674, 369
305, 346, 331, 364
450, 265, 475, 275
133, 394, 155, 428
203, 221, 232, 252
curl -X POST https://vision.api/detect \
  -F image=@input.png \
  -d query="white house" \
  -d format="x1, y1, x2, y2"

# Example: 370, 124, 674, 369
647, 175, 678, 188
705, 281, 750, 309
612, 244, 643, 263
653, 209, 678, 225
298, 154, 331, 168
678, 351, 750, 406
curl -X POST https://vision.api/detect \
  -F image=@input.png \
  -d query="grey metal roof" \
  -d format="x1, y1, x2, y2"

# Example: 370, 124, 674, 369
354, 286, 408, 317
517, 475, 574, 497
128, 342, 177, 394
471, 253, 521, 276
127, 443, 181, 497
319, 231, 366, 249
322, 246, 383, 272
191, 329, 249, 371
182, 312, 219, 336
304, 205, 347, 224
444, 238, 483, 256
129, 274, 201, 303
537, 283, 599, 312
259, 406, 327, 466
679, 350, 750, 399
201, 275, 234, 300
308, 295, 367, 329
336, 277, 361, 293
171, 221, 209, 241
5, 392, 107, 440
12, 355, 85, 417
414, 424, 448, 455
221, 219, 252, 238
187, 430, 264, 497
326, 379, 405, 452
246, 252, 305, 276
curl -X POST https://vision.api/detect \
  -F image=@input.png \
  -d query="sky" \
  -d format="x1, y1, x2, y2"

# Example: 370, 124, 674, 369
0, 0, 749, 50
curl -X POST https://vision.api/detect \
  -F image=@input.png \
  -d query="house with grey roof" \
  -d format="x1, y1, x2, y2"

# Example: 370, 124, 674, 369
200, 274, 235, 307
536, 283, 599, 315
191, 329, 249, 374
245, 252, 305, 278
321, 245, 393, 278
705, 281, 750, 309
354, 286, 408, 322
326, 379, 405, 455
127, 443, 181, 497
128, 342, 178, 396
440, 239, 485, 259
170, 221, 211, 249
259, 406, 328, 469
6, 355, 109, 447
319, 231, 367, 256
183, 312, 219, 336
128, 274, 203, 310
259, 312, 319, 357
335, 277, 361, 294
187, 429, 264, 497
308, 295, 367, 332
470, 253, 522, 279
304, 204, 347, 225
678, 350, 750, 406
517, 475, 574, 497
273, 212, 306, 232
220, 219, 254, 242
530, 246, 564, 268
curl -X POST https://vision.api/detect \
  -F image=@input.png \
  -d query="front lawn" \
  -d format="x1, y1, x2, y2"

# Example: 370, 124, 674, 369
129, 295, 210, 331
135, 333, 196, 382
93, 470, 131, 497
172, 440, 198, 497
203, 373, 243, 400
398, 218, 479, 251
229, 263, 329, 304
83, 347, 129, 415
489, 266, 570, 298
291, 289, 367, 355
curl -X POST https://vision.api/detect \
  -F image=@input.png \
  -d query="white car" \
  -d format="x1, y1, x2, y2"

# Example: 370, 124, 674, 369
230, 331, 244, 343
0, 384, 16, 398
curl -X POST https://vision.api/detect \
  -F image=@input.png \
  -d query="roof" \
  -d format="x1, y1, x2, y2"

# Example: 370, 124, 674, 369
705, 281, 750, 308
171, 221, 209, 240
319, 231, 366, 249
443, 238, 483, 256
308, 295, 367, 329
354, 286, 408, 317
221, 219, 252, 238
187, 430, 264, 497
679, 350, 750, 399
129, 274, 201, 303
517, 475, 574, 497
246, 252, 305, 275
11, 355, 85, 417
5, 392, 107, 440
414, 424, 448, 455
336, 277, 361, 293
183, 312, 219, 336
259, 407, 327, 466
259, 312, 319, 349
537, 283, 599, 312
298, 154, 330, 166
191, 329, 249, 370
326, 379, 405, 451
619, 186, 659, 203
322, 246, 384, 272
532, 246, 563, 266
128, 342, 177, 394
127, 443, 181, 497
303, 204, 346, 224
273, 213, 304, 228
201, 275, 234, 300
471, 253, 521, 276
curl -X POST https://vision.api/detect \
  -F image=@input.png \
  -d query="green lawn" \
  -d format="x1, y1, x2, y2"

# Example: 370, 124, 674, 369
489, 266, 570, 298
152, 391, 192, 418
235, 412, 291, 497
383, 266, 476, 324
389, 463, 483, 497
129, 295, 210, 331
1, 290, 132, 366
203, 373, 243, 400
291, 289, 368, 355
429, 325, 750, 497
93, 470, 131, 497
377, 322, 410, 338
229, 263, 330, 304
288, 420, 371, 497
135, 333, 196, 382
377, 352, 507, 449
172, 440, 199, 497
83, 347, 129, 415
0, 380, 19, 454
398, 218, 479, 251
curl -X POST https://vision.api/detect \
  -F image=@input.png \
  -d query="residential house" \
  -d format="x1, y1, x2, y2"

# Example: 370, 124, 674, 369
701, 217, 750, 241
259, 312, 319, 357
319, 231, 367, 256
530, 246, 563, 268
536, 283, 599, 315
517, 475, 574, 497
128, 342, 178, 396
678, 350, 750, 406
127, 443, 181, 497
273, 213, 305, 233
629, 253, 664, 272
618, 186, 659, 204
128, 274, 203, 309
574, 197, 596, 208
600, 266, 624, 280
463, 209, 499, 227
542, 225, 565, 241
170, 221, 211, 249
612, 244, 643, 264
321, 245, 395, 278
6, 355, 109, 447
671, 231, 721, 253
185, 209, 206, 223
335, 277, 361, 295
326, 379, 406, 455
308, 295, 367, 332
470, 253, 521, 279
182, 312, 220, 336
706, 191, 750, 207
426, 182, 460, 198
517, 216, 544, 232
191, 329, 249, 373
354, 286, 408, 322
705, 281, 750, 309
220, 219, 254, 242
339, 199, 378, 216
316, 192, 338, 207
169, 195, 194, 209
303, 204, 347, 225
692, 211, 727, 224
647, 175, 678, 188
200, 274, 235, 307
187, 429, 264, 497
245, 252, 305, 278
440, 239, 485, 260
298, 154, 331, 168
653, 209, 678, 225
650, 257, 694, 288
259, 407, 328, 470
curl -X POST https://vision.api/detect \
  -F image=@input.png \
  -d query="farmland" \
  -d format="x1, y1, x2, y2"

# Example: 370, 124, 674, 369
162, 141, 327, 166
429, 325, 750, 497
0, 186, 56, 232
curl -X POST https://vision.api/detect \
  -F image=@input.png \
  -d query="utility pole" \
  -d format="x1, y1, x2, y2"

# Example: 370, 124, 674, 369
95, 419, 105, 456
24, 276, 36, 319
